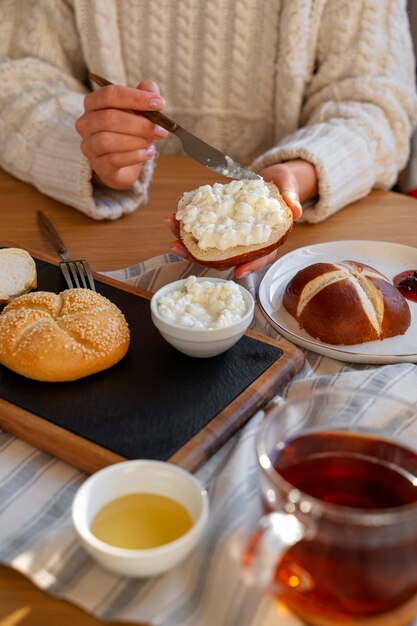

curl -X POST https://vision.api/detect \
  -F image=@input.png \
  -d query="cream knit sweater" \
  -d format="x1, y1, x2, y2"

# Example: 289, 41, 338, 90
0, 0, 416, 222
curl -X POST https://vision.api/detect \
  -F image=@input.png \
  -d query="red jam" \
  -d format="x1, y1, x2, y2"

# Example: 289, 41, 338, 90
394, 270, 417, 303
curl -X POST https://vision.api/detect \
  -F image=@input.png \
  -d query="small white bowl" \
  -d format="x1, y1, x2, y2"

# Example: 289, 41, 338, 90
72, 460, 209, 577
150, 277, 255, 358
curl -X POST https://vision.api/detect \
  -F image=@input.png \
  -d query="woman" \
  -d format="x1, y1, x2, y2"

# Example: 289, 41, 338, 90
0, 0, 416, 277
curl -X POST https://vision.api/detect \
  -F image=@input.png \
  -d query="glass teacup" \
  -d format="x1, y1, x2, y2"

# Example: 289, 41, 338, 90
243, 388, 417, 626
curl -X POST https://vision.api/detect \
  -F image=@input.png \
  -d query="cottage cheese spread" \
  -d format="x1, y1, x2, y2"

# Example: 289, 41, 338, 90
157, 276, 248, 329
176, 179, 285, 251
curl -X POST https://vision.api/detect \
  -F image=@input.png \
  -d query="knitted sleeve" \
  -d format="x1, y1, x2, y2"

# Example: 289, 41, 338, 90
252, 0, 417, 223
0, 1, 153, 220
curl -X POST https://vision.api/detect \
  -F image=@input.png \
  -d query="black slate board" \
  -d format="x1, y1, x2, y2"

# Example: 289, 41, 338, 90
0, 258, 284, 464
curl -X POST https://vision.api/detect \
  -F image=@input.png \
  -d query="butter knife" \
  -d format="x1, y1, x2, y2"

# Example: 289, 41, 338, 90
89, 72, 260, 181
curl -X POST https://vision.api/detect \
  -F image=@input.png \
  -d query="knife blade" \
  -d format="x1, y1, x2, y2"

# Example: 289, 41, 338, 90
89, 72, 260, 181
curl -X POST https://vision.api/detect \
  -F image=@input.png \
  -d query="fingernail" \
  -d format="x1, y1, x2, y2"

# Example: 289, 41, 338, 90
149, 97, 165, 109
155, 125, 168, 137
146, 146, 156, 157
293, 200, 303, 218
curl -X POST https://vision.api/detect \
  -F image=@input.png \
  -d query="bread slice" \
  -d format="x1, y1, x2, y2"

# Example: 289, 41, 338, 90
0, 248, 37, 305
177, 180, 293, 269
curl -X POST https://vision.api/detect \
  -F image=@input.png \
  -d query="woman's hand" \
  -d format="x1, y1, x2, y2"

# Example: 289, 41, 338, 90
259, 159, 318, 217
165, 159, 317, 279
75, 80, 168, 190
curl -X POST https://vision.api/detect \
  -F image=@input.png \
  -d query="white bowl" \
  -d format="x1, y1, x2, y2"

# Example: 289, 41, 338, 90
150, 277, 255, 358
72, 460, 209, 577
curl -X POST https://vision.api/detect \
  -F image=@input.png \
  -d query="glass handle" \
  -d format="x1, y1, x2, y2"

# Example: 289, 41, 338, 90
242, 512, 313, 592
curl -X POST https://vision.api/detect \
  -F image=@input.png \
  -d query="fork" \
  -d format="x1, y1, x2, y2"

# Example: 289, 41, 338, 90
37, 211, 96, 291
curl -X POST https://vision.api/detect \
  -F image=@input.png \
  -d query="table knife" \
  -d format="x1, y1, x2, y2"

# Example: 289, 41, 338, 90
89, 72, 260, 181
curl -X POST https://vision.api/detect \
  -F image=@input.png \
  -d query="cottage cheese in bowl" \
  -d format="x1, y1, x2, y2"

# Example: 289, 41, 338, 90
150, 276, 255, 357
156, 275, 248, 329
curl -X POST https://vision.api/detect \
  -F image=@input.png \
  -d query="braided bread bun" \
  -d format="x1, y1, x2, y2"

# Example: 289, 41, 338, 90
283, 260, 411, 345
0, 288, 130, 381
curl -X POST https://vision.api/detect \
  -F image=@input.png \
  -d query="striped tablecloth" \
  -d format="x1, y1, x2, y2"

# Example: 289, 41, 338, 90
1, 255, 417, 626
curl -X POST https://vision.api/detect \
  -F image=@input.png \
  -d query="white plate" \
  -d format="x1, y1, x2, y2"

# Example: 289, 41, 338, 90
258, 240, 417, 364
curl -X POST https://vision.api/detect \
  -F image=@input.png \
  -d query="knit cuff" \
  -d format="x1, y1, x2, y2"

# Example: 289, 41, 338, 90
251, 123, 376, 224
31, 126, 154, 221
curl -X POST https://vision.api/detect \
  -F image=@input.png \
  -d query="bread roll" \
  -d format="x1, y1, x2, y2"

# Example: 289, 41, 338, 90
176, 179, 293, 269
0, 248, 37, 305
283, 260, 411, 345
0, 288, 130, 381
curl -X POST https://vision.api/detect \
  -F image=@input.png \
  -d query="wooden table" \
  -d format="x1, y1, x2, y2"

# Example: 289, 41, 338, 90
2, 156, 417, 270
0, 156, 417, 626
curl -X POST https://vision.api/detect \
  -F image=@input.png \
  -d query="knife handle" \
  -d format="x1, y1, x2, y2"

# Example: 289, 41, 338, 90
37, 211, 67, 255
89, 72, 177, 133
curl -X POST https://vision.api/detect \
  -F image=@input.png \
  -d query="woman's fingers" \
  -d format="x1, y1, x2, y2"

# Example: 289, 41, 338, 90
165, 239, 280, 278
93, 147, 156, 172
80, 129, 157, 189
260, 163, 303, 220
76, 108, 158, 139
169, 239, 189, 259
79, 80, 166, 142
81, 83, 168, 140
81, 131, 147, 158
259, 159, 318, 219
84, 84, 165, 114
164, 213, 180, 237
91, 164, 144, 190
136, 79, 161, 95
234, 250, 278, 279
76, 79, 169, 189
280, 191, 303, 220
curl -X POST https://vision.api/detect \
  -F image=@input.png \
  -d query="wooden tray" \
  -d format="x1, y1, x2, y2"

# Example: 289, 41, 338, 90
0, 252, 304, 474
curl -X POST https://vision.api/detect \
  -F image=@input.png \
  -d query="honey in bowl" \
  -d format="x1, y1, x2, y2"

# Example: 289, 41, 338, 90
91, 492, 193, 550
